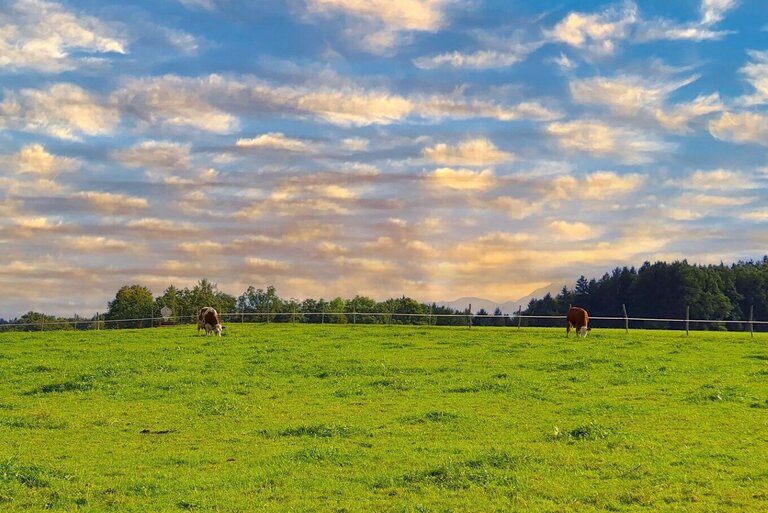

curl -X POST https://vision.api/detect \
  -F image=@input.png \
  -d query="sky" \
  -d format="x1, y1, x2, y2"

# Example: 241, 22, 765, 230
1, 0, 767, 317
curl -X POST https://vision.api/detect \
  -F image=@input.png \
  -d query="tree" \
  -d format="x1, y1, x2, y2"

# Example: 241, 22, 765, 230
106, 285, 154, 328
155, 285, 183, 323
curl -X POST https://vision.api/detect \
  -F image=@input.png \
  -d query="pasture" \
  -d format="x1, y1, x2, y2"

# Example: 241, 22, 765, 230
0, 325, 766, 512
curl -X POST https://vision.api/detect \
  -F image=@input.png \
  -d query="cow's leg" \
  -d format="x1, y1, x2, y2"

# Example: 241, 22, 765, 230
566, 321, 571, 337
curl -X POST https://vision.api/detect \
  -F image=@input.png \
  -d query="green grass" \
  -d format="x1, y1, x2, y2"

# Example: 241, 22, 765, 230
0, 325, 767, 512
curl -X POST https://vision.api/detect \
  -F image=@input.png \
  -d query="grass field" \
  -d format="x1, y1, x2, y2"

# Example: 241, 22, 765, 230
0, 325, 767, 512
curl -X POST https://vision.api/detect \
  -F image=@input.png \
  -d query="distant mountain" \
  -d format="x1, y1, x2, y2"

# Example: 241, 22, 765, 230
436, 283, 565, 315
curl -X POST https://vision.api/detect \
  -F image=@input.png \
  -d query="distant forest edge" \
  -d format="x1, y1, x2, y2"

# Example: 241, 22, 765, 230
2, 257, 768, 332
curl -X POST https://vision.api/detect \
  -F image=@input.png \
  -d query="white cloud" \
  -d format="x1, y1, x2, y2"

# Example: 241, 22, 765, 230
709, 111, 768, 145
741, 209, 768, 222
670, 169, 755, 190
546, 119, 671, 163
700, 0, 739, 25
548, 220, 600, 240
426, 168, 496, 192
423, 138, 514, 166
75, 191, 149, 213
0, 83, 118, 140
306, 0, 452, 54
414, 47, 534, 70
547, 2, 638, 55
570, 74, 696, 115
570, 74, 722, 132
740, 50, 768, 105
582, 171, 646, 199
341, 137, 369, 151
0, 0, 126, 73
112, 141, 192, 170
549, 0, 738, 57
7, 144, 79, 177
417, 96, 561, 122
236, 132, 315, 152
112, 75, 238, 133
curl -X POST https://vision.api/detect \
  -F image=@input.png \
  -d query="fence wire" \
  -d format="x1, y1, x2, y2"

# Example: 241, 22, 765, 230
1, 311, 766, 333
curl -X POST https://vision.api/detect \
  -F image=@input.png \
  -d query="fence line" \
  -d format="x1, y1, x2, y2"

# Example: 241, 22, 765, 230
1, 312, 767, 330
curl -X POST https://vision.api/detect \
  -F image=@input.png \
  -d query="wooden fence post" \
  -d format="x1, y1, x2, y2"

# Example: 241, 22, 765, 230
468, 303, 472, 329
517, 305, 522, 330
750, 305, 754, 338
686, 306, 690, 337
622, 304, 629, 334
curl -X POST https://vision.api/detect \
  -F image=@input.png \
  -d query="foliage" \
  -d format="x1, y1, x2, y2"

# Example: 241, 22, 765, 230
525, 257, 768, 330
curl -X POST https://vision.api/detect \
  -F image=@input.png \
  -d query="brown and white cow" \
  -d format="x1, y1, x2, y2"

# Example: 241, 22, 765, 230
566, 306, 591, 338
197, 307, 223, 336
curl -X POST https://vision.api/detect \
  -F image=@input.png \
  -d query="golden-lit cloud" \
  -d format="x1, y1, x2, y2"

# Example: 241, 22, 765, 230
0, 83, 118, 140
7, 143, 79, 177
709, 111, 768, 145
236, 132, 315, 152
75, 191, 149, 214
112, 141, 192, 170
0, 0, 126, 72
548, 220, 601, 240
423, 138, 514, 166
546, 119, 671, 163
426, 167, 496, 191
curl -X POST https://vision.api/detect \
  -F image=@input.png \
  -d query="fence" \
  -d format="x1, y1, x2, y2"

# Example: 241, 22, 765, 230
1, 311, 766, 336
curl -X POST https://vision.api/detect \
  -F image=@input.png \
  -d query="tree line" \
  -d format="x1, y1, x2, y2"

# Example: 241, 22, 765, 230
0, 279, 478, 330
3, 257, 767, 331
524, 257, 768, 331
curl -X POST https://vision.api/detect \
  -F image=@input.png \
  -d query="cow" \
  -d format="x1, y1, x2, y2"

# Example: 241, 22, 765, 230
566, 306, 591, 338
197, 307, 223, 336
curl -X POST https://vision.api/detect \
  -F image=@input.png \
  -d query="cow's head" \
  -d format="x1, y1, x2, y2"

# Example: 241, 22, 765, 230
579, 326, 591, 337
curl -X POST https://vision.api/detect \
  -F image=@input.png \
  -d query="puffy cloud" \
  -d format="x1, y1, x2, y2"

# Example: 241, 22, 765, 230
740, 50, 768, 105
546, 119, 672, 164
417, 96, 561, 122
0, 0, 126, 73
548, 220, 601, 240
296, 88, 414, 125
305, 0, 452, 53
570, 75, 722, 132
125, 217, 197, 236
236, 132, 315, 152
653, 94, 723, 132
486, 196, 544, 219
341, 137, 369, 151
75, 191, 149, 214
700, 0, 739, 25
709, 111, 768, 145
670, 169, 755, 190
425, 168, 496, 192
62, 236, 134, 252
543, 171, 645, 201
112, 141, 192, 170
112, 75, 238, 133
547, 2, 638, 55
6, 144, 79, 177
570, 74, 694, 115
741, 209, 768, 222
549, 0, 738, 57
422, 138, 514, 166
0, 83, 118, 140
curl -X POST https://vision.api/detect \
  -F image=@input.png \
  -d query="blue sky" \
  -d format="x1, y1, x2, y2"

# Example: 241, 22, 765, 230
1, 0, 767, 317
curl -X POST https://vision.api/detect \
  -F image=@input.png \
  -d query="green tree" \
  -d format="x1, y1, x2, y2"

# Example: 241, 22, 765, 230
106, 285, 154, 328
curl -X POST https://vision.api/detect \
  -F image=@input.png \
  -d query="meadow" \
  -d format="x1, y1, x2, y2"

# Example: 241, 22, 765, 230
0, 324, 766, 512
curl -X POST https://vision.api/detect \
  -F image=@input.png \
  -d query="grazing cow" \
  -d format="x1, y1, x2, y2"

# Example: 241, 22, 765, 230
566, 306, 591, 338
197, 307, 223, 337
